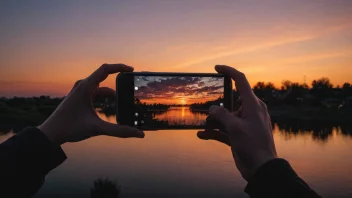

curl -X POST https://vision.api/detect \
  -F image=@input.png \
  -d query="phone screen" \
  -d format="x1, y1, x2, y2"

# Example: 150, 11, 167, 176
117, 73, 232, 129
134, 75, 225, 128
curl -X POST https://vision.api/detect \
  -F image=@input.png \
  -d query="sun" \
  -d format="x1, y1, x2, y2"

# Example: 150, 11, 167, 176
180, 98, 186, 105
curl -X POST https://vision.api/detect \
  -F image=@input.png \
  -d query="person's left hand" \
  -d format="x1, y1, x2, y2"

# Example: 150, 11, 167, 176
38, 64, 145, 145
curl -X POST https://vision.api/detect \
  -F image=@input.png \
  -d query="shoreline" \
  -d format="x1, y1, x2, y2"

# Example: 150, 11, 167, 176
269, 107, 352, 122
1, 107, 352, 133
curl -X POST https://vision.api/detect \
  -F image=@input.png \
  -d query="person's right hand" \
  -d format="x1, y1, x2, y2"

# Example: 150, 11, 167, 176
198, 65, 277, 181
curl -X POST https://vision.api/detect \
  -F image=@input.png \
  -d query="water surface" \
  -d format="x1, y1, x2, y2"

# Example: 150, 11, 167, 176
153, 106, 207, 126
1, 112, 352, 198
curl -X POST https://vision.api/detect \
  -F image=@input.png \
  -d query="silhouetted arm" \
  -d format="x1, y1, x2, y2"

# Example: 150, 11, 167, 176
0, 64, 144, 197
245, 158, 321, 198
198, 65, 321, 198
0, 127, 66, 197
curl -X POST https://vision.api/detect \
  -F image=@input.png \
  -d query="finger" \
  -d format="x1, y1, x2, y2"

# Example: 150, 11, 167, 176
233, 105, 243, 117
68, 79, 83, 95
233, 96, 243, 117
73, 80, 83, 89
258, 98, 267, 110
88, 64, 134, 86
233, 96, 242, 111
208, 105, 241, 131
215, 65, 258, 105
98, 121, 144, 138
197, 130, 231, 146
268, 119, 276, 152
205, 116, 227, 132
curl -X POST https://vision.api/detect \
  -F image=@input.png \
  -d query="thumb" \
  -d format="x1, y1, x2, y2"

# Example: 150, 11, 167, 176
197, 129, 231, 146
208, 105, 241, 132
99, 121, 145, 138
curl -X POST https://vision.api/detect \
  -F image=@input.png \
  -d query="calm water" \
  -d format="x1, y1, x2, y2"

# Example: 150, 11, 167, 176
1, 112, 352, 198
153, 106, 207, 125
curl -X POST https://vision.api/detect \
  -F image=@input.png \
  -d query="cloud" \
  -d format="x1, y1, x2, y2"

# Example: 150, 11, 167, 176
277, 50, 352, 65
198, 82, 205, 87
141, 77, 150, 82
135, 76, 223, 103
173, 35, 315, 69
173, 23, 352, 69
144, 77, 202, 90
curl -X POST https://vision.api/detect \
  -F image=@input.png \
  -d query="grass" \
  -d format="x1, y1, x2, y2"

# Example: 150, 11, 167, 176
90, 178, 121, 198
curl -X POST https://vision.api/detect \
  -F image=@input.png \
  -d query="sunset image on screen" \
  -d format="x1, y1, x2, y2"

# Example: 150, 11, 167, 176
134, 76, 224, 127
134, 76, 223, 105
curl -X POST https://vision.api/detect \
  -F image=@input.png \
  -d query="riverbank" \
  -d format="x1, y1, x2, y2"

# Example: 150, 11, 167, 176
269, 107, 352, 123
1, 105, 352, 133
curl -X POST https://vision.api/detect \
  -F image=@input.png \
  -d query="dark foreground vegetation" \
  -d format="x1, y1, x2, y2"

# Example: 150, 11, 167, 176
91, 178, 121, 198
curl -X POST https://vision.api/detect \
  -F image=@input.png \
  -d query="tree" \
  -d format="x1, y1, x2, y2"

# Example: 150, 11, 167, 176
265, 82, 275, 90
279, 80, 310, 105
253, 82, 275, 90
281, 80, 308, 91
253, 82, 276, 100
342, 83, 352, 96
311, 77, 334, 99
343, 83, 351, 90
281, 80, 292, 91
312, 77, 333, 90
253, 82, 266, 90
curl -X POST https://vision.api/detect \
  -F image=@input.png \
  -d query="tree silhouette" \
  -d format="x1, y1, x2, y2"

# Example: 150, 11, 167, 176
253, 82, 266, 90
90, 178, 121, 198
189, 96, 224, 110
265, 82, 275, 90
279, 80, 310, 105
311, 77, 334, 99
343, 83, 351, 90
281, 80, 308, 91
253, 82, 275, 100
342, 83, 352, 97
312, 77, 333, 90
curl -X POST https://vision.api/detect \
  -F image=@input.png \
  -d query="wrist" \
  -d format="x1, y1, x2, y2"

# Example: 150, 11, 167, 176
38, 120, 65, 145
247, 154, 278, 180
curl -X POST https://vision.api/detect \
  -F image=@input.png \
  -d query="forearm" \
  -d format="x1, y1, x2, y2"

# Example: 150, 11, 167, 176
0, 127, 66, 197
245, 158, 321, 198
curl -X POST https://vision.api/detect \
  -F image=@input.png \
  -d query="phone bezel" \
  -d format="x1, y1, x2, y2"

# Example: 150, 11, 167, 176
116, 72, 233, 130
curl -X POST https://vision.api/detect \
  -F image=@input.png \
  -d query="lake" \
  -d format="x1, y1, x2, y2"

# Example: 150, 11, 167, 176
1, 111, 352, 198
153, 106, 207, 126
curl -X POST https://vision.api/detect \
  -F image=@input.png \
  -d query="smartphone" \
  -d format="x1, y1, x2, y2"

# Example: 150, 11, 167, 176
116, 72, 233, 130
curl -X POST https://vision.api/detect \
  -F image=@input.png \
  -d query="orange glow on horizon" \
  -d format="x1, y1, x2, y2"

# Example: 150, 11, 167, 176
0, 1, 351, 97
137, 97, 215, 105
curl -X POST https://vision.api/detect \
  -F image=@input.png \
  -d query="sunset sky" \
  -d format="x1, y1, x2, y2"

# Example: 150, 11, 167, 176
1, 0, 352, 97
135, 76, 223, 105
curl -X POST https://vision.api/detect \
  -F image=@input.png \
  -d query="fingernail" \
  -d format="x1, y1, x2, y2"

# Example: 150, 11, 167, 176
137, 130, 145, 138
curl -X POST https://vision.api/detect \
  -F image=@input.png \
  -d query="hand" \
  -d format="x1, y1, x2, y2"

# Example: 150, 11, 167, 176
198, 65, 277, 181
38, 64, 144, 145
